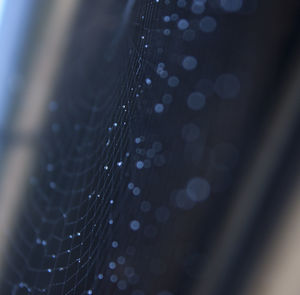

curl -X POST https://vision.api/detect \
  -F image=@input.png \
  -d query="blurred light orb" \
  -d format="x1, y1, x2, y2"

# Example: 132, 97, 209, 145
177, 19, 189, 30
140, 201, 151, 212
133, 187, 141, 196
162, 93, 173, 104
177, 0, 187, 8
191, 2, 205, 15
186, 177, 210, 202
171, 13, 179, 21
155, 207, 170, 223
181, 123, 200, 142
168, 76, 179, 87
187, 92, 206, 110
130, 220, 140, 231
154, 103, 164, 113
136, 161, 144, 169
199, 16, 217, 33
163, 16, 170, 22
182, 56, 198, 70
117, 280, 127, 290
183, 29, 196, 41
220, 0, 243, 12
214, 73, 240, 99
163, 28, 171, 36
173, 190, 195, 210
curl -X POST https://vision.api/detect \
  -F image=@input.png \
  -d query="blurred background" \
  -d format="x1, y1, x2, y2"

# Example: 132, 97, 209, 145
0, 0, 299, 294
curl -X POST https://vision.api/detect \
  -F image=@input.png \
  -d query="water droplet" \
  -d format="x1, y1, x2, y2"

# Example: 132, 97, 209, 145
112, 241, 119, 248
177, 19, 189, 30
154, 103, 164, 113
199, 16, 217, 33
168, 76, 179, 87
220, 0, 243, 12
130, 220, 140, 231
182, 56, 198, 71
187, 92, 206, 110
136, 161, 144, 169
186, 177, 210, 202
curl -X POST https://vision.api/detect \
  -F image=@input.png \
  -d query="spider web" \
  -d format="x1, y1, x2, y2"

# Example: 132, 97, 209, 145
1, 0, 256, 294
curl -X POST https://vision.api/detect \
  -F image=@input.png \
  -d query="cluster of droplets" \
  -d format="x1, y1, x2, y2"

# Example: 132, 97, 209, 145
133, 0, 243, 212
6, 0, 248, 294
133, 138, 165, 170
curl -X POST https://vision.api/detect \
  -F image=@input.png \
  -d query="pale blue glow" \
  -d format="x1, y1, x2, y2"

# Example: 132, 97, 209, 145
0, 0, 7, 129
0, 0, 6, 28
0, 0, 34, 131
